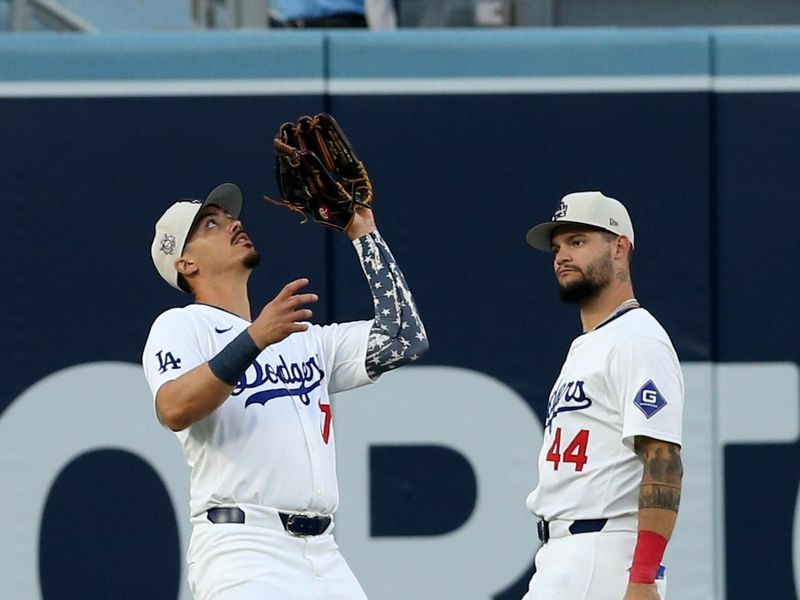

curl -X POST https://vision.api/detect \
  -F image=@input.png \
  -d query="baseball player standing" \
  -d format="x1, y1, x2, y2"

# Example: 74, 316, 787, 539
142, 182, 428, 600
522, 191, 684, 600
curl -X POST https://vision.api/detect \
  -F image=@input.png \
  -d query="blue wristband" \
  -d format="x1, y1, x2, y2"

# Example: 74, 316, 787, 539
208, 329, 261, 386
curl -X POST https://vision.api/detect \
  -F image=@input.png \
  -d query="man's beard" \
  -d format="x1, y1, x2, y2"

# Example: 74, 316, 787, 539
243, 249, 261, 270
558, 254, 612, 305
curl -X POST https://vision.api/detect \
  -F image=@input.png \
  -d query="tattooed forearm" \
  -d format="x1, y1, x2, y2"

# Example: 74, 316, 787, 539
635, 437, 683, 512
640, 481, 681, 512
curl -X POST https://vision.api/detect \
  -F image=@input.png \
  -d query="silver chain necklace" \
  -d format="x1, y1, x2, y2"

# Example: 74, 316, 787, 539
590, 298, 640, 332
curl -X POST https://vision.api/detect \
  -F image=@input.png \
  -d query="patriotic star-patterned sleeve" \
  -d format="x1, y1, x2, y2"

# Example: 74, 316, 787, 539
353, 231, 429, 378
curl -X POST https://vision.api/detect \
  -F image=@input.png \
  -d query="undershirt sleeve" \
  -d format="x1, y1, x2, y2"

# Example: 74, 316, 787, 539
352, 231, 429, 379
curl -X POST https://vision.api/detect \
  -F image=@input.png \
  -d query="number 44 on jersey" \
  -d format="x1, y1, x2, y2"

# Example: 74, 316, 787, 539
546, 428, 590, 471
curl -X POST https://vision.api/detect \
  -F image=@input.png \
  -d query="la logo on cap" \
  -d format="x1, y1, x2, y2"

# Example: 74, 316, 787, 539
553, 200, 568, 220
526, 190, 635, 252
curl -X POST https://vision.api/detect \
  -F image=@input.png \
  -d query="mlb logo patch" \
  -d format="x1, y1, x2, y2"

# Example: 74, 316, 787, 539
633, 380, 667, 418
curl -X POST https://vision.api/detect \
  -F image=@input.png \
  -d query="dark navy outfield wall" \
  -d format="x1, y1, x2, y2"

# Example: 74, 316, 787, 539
0, 29, 798, 599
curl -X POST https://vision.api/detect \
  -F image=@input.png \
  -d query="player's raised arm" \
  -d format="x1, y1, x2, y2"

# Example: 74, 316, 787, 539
345, 206, 429, 378
265, 113, 429, 378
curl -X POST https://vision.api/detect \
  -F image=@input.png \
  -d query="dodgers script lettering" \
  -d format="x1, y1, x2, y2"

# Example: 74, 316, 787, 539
233, 354, 326, 407
545, 380, 592, 430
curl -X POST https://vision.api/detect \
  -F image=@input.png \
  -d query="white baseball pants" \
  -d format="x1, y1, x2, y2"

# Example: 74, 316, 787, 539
186, 506, 367, 600
522, 526, 667, 600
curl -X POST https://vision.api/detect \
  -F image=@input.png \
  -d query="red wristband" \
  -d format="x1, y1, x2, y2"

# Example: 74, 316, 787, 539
629, 530, 667, 584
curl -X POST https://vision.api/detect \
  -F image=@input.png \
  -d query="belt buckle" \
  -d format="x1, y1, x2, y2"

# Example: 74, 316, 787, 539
285, 512, 311, 537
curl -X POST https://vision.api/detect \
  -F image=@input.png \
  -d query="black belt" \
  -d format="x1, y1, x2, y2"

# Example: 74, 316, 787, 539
537, 518, 608, 544
272, 12, 367, 28
206, 507, 332, 536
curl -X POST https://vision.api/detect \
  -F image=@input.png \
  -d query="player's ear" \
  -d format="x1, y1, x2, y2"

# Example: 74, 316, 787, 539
175, 256, 198, 278
614, 236, 631, 259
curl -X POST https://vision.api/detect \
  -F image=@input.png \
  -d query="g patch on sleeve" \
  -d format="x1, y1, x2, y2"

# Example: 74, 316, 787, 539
633, 380, 667, 418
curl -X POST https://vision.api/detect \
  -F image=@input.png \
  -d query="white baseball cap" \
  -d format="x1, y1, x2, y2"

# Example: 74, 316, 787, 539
526, 191, 635, 251
151, 183, 243, 290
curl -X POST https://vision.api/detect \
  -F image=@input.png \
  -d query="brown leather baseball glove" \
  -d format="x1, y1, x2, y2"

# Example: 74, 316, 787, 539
267, 113, 373, 232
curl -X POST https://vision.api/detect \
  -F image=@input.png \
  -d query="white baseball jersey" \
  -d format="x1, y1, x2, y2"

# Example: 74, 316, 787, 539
142, 303, 374, 518
526, 307, 684, 521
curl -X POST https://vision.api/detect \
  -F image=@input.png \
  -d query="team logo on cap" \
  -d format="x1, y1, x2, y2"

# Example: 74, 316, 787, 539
159, 233, 177, 256
552, 200, 568, 221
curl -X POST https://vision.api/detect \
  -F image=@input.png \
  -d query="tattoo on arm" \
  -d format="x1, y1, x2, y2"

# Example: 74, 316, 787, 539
635, 437, 683, 512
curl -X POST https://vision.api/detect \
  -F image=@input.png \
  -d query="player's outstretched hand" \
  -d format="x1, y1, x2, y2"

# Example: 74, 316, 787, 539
248, 278, 318, 349
623, 583, 661, 600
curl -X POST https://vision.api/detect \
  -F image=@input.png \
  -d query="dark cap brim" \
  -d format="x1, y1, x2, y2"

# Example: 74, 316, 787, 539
527, 220, 591, 251
181, 183, 244, 256
202, 182, 243, 218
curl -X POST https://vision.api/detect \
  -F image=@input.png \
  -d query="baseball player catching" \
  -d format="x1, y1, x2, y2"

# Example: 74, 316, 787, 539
142, 117, 428, 600
522, 192, 684, 600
